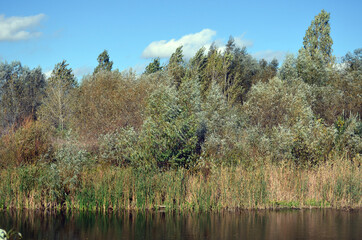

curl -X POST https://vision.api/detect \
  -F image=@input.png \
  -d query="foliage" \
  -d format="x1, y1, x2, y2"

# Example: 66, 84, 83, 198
46, 131, 94, 200
93, 50, 113, 74
244, 77, 314, 129
278, 54, 298, 80
38, 60, 76, 131
72, 71, 150, 139
0, 61, 45, 132
0, 117, 50, 167
167, 46, 185, 88
334, 115, 362, 159
138, 78, 202, 169
98, 127, 138, 166
201, 81, 242, 164
144, 58, 163, 74
302, 9, 334, 65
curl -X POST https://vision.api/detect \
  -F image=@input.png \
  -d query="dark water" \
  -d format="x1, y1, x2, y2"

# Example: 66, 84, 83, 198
0, 209, 360, 240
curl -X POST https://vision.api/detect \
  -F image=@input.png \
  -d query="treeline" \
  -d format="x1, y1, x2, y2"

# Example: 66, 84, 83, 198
0, 10, 361, 210
0, 10, 361, 169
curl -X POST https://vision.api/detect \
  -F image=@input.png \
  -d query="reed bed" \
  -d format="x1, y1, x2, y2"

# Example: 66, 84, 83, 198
0, 158, 360, 211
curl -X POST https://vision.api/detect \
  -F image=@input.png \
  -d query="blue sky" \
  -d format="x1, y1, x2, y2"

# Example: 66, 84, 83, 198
1, 0, 361, 79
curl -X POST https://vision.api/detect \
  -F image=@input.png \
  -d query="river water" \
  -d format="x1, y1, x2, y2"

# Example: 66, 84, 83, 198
0, 209, 360, 239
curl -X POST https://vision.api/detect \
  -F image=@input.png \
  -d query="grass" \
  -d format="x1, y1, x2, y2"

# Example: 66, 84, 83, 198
0, 157, 360, 212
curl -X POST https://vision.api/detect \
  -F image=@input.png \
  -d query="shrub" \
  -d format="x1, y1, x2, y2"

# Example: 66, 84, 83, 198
98, 127, 138, 166
0, 118, 50, 167
72, 71, 152, 140
138, 79, 203, 169
244, 77, 314, 130
334, 115, 362, 159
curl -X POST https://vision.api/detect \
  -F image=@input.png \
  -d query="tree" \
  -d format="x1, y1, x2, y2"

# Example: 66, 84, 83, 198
167, 46, 185, 88
94, 50, 113, 74
302, 9, 334, 65
343, 48, 362, 72
279, 54, 298, 80
0, 61, 45, 132
39, 60, 76, 131
189, 47, 207, 95
144, 58, 162, 74
297, 10, 334, 85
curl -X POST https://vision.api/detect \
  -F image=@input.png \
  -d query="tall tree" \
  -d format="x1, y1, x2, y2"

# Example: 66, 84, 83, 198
39, 60, 76, 131
297, 10, 334, 85
168, 46, 185, 88
302, 9, 334, 65
94, 50, 113, 74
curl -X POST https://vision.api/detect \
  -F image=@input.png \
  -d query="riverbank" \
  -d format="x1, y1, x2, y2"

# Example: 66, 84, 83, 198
1, 157, 360, 211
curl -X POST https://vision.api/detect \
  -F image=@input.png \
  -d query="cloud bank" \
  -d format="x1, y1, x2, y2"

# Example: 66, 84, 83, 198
142, 29, 253, 59
0, 14, 46, 41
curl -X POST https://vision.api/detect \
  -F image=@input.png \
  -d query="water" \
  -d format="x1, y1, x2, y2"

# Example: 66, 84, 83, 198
0, 209, 360, 240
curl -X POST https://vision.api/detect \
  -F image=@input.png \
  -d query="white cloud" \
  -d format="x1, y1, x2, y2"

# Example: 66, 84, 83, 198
0, 14, 46, 41
252, 50, 286, 62
142, 29, 216, 59
142, 29, 255, 59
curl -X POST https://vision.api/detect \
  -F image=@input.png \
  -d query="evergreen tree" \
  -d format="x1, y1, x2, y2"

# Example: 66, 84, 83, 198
94, 50, 113, 74
144, 58, 162, 74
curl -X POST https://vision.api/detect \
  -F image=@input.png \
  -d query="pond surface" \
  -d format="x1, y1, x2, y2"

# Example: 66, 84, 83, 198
0, 209, 360, 240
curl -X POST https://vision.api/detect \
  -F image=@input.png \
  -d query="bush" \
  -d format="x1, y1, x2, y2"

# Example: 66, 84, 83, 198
72, 71, 152, 140
244, 77, 314, 129
138, 79, 203, 169
98, 127, 138, 166
334, 115, 362, 159
0, 118, 50, 167
44, 131, 94, 199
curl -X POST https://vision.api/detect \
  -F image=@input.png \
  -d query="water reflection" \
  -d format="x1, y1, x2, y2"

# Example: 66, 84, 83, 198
0, 209, 360, 240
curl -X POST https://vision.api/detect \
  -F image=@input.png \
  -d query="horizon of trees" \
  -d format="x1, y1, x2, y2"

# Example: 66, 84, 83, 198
0, 10, 361, 170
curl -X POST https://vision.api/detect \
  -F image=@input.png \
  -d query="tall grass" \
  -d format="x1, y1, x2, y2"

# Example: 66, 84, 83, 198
0, 157, 360, 211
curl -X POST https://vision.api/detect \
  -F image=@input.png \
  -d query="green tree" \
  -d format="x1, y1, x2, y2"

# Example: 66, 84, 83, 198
39, 60, 76, 131
302, 9, 334, 65
94, 50, 113, 74
139, 78, 203, 169
0, 62, 45, 131
279, 54, 298, 80
189, 47, 207, 96
168, 46, 185, 88
297, 10, 334, 86
144, 58, 162, 74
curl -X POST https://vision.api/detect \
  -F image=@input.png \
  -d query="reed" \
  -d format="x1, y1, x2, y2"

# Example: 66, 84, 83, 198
0, 157, 360, 211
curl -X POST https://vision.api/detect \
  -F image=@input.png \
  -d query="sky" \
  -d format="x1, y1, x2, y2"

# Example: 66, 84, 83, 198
0, 0, 361, 79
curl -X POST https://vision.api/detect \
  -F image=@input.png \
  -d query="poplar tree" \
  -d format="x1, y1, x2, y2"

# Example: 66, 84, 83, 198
302, 9, 334, 65
297, 10, 334, 85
